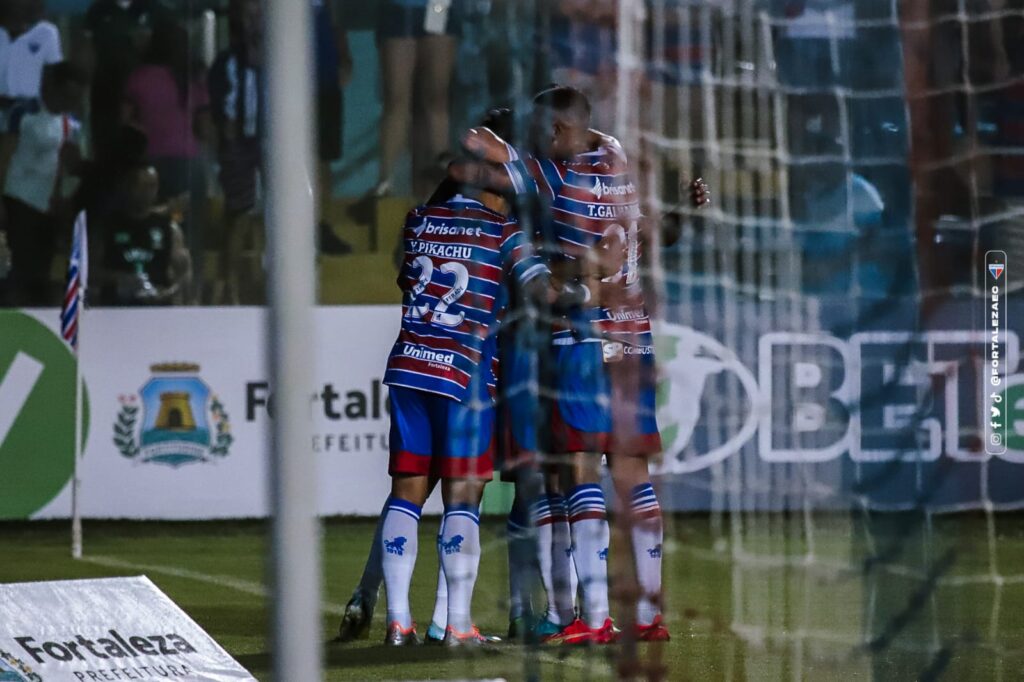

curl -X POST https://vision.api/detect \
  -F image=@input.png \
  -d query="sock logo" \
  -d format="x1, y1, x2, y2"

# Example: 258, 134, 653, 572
565, 547, 573, 558
384, 536, 407, 555
441, 535, 464, 554
597, 547, 609, 561
647, 543, 662, 558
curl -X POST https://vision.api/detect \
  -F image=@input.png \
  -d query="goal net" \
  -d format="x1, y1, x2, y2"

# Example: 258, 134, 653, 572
613, 0, 1024, 679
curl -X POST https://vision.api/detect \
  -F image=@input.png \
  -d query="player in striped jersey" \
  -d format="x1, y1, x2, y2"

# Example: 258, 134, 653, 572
377, 112, 565, 646
454, 86, 709, 644
454, 86, 635, 645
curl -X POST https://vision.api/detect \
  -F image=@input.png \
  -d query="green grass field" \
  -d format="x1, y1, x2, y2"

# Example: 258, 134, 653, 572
3, 513, 1024, 681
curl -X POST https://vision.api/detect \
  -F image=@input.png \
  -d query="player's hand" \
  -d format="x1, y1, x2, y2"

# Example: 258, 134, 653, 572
595, 226, 627, 279
460, 127, 514, 163
689, 177, 710, 208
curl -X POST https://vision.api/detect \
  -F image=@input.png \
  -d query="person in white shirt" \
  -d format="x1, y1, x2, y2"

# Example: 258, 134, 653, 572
0, 1, 63, 109
0, 61, 86, 306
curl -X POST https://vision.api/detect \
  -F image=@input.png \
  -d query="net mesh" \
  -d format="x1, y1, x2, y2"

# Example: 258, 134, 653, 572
623, 0, 1024, 679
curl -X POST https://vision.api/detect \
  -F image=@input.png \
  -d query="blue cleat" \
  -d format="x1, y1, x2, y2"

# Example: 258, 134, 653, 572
425, 621, 446, 644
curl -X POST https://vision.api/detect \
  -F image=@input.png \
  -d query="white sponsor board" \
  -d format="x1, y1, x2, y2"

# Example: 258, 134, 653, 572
3, 306, 1022, 519
0, 577, 254, 681
17, 306, 408, 520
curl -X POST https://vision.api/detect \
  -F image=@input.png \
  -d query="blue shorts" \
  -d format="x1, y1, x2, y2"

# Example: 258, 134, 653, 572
545, 342, 611, 455
377, 1, 463, 40
389, 386, 494, 479
498, 342, 540, 477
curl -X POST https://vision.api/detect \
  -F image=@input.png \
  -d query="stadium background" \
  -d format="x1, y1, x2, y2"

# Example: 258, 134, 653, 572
2, 0, 1024, 680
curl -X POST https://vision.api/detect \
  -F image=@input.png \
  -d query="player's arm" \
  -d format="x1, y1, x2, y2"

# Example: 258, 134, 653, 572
587, 128, 623, 155
447, 158, 516, 194
460, 126, 517, 163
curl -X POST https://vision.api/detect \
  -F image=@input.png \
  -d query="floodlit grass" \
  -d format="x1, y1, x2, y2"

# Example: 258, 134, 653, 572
3, 513, 1023, 681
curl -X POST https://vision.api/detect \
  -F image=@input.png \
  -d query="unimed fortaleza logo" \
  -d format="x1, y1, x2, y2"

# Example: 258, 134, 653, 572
0, 311, 89, 519
114, 363, 232, 467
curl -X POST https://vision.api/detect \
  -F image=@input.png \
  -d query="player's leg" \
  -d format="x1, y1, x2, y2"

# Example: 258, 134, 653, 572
506, 486, 537, 638
336, 496, 387, 641
530, 468, 577, 636
565, 453, 613, 636
437, 382, 495, 645
380, 386, 437, 645
544, 341, 615, 644
381, 475, 430, 645
608, 348, 669, 641
426, 527, 449, 642
500, 347, 561, 638
425, 465, 449, 643
337, 474, 443, 642
439, 477, 488, 644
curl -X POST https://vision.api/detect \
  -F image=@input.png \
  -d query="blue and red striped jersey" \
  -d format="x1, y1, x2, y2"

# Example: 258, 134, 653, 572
383, 195, 547, 404
503, 144, 651, 345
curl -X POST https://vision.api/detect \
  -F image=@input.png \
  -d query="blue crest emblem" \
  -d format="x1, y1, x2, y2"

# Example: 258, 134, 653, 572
990, 263, 1005, 280
114, 363, 232, 467
385, 536, 407, 555
441, 535, 464, 555
597, 547, 609, 561
647, 543, 662, 558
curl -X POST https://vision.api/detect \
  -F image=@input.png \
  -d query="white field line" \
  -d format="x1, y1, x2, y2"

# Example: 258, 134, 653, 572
82, 554, 346, 616
81, 554, 612, 672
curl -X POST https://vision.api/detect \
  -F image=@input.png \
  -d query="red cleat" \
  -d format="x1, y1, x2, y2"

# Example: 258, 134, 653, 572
592, 618, 621, 644
636, 614, 670, 642
542, 618, 595, 645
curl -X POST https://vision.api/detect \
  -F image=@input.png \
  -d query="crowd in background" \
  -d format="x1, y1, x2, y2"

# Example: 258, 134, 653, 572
0, 0, 1019, 309
0, 0, 354, 307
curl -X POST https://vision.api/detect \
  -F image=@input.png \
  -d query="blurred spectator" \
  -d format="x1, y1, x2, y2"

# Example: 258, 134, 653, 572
375, 0, 460, 199
210, 0, 261, 220
0, 0, 63, 114
122, 19, 211, 299
91, 164, 192, 306
74, 122, 148, 229
84, 0, 171, 164
548, 0, 617, 130
313, 0, 352, 254
0, 61, 86, 307
209, 0, 262, 303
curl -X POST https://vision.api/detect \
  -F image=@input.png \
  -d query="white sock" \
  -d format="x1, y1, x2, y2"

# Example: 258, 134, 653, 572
441, 504, 481, 633
356, 496, 389, 603
529, 496, 559, 622
506, 505, 536, 621
631, 483, 664, 626
430, 528, 448, 630
568, 484, 610, 628
381, 497, 421, 629
549, 496, 577, 625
